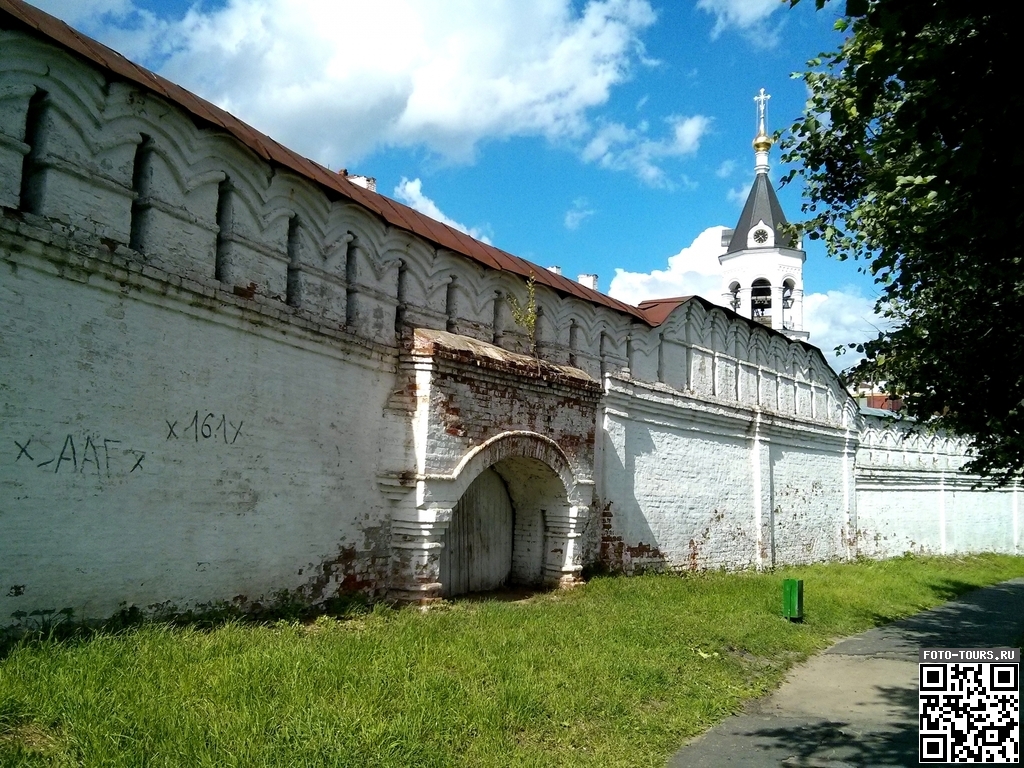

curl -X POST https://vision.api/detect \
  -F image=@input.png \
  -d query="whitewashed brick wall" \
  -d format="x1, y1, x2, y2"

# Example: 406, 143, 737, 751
854, 415, 1020, 558
0, 214, 394, 623
597, 376, 856, 573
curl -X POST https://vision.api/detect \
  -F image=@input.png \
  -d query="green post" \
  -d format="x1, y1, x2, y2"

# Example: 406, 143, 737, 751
783, 579, 804, 621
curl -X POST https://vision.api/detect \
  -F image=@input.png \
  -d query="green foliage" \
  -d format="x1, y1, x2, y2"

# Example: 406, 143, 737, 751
506, 274, 538, 346
2, 555, 1022, 766
781, 1, 1023, 481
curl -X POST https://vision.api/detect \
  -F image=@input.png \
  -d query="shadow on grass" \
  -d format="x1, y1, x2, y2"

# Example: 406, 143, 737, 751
0, 591, 375, 661
0, 583, 559, 660
448, 586, 548, 604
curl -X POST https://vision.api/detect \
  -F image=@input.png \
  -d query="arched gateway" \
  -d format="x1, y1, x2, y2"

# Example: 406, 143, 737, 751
388, 431, 593, 603
440, 432, 588, 597
378, 329, 600, 604
442, 456, 572, 595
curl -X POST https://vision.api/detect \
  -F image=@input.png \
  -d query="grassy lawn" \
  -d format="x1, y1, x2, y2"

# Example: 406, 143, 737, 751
2, 553, 1023, 767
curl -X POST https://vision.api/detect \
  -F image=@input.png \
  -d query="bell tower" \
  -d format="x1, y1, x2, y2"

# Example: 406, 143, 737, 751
719, 89, 808, 341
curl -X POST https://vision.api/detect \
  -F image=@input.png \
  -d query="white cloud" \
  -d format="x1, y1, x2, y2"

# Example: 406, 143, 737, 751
608, 225, 727, 304
44, 0, 658, 167
581, 114, 711, 186
804, 288, 886, 371
695, 0, 784, 45
716, 159, 736, 178
678, 174, 699, 191
564, 198, 596, 230
727, 184, 749, 205
671, 115, 709, 154
33, 0, 168, 60
33, 0, 133, 24
696, 0, 781, 30
393, 178, 492, 245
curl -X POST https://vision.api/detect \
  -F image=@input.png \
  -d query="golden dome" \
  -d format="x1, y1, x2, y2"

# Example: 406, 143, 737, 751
753, 129, 772, 152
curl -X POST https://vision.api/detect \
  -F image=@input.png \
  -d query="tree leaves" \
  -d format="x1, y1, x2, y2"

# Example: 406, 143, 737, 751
783, 1, 1023, 482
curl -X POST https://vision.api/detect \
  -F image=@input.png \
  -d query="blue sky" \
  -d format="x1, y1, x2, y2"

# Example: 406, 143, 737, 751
33, 0, 882, 369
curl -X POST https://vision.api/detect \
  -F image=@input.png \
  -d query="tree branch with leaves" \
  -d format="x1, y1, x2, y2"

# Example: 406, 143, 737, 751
781, 0, 1022, 482
506, 274, 538, 355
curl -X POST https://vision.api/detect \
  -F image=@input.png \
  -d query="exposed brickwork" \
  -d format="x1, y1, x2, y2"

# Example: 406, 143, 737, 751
599, 501, 667, 575
410, 329, 600, 483
308, 525, 391, 602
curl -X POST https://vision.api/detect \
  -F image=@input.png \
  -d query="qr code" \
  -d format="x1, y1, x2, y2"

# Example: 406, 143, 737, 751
919, 655, 1020, 763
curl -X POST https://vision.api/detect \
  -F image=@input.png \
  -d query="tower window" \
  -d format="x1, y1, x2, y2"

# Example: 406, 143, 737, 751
751, 278, 772, 326
782, 279, 795, 330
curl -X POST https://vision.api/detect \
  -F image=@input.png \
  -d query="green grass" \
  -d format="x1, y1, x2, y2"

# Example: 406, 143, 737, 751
2, 553, 1023, 767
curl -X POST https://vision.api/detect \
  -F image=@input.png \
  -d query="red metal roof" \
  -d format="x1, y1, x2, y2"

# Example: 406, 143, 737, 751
0, 0, 661, 323
636, 297, 695, 326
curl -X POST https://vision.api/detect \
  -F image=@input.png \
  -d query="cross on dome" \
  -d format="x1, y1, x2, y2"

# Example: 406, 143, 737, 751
753, 88, 772, 156
754, 88, 771, 126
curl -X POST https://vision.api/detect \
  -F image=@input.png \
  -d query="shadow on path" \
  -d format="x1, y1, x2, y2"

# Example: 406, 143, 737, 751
670, 578, 1024, 767
828, 577, 1024, 657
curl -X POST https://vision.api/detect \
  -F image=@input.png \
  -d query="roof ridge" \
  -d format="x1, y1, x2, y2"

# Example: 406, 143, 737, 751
726, 173, 795, 253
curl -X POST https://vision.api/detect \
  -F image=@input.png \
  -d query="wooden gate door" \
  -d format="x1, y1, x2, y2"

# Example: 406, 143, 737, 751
440, 467, 514, 597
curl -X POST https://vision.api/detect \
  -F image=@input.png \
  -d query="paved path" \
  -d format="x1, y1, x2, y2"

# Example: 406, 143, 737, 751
669, 578, 1024, 767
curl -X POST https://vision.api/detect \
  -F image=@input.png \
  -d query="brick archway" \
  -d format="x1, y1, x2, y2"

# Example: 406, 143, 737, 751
389, 431, 593, 603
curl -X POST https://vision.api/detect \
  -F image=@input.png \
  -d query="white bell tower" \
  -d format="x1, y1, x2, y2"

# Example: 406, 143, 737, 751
719, 89, 808, 341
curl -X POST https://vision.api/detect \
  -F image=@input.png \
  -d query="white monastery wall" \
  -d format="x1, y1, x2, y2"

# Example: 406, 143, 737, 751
769, 439, 850, 566
0, 215, 395, 623
0, 25, 618, 619
854, 416, 1020, 559
0, 17, 1018, 626
597, 373, 855, 574
598, 387, 759, 572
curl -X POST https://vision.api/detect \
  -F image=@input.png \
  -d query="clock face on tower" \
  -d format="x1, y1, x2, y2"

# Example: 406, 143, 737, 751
753, 228, 769, 244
